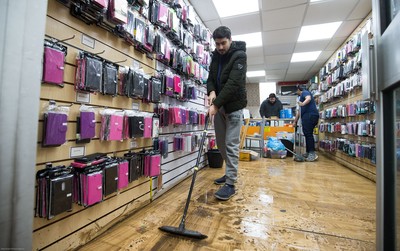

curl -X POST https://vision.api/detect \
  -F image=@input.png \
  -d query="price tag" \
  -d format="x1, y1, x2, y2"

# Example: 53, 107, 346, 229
70, 146, 85, 158
81, 34, 95, 49
76, 92, 90, 103
132, 102, 140, 110
132, 59, 140, 70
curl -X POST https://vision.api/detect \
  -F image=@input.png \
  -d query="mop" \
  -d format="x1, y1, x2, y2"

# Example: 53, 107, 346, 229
292, 100, 305, 162
159, 116, 210, 239
285, 143, 305, 162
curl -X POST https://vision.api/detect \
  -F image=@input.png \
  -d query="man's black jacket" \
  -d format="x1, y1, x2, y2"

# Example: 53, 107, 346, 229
259, 98, 283, 118
206, 41, 247, 113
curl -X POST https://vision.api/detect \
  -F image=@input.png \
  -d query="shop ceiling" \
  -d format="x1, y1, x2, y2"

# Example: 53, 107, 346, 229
189, 0, 372, 84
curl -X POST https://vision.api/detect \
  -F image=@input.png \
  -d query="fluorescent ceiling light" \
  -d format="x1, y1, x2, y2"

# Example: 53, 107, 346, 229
310, 0, 324, 2
232, 32, 262, 48
247, 70, 265, 77
291, 51, 321, 62
212, 0, 259, 18
298, 21, 342, 42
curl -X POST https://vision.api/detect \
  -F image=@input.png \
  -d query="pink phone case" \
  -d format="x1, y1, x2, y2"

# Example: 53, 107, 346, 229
109, 115, 123, 141
173, 75, 181, 95
85, 172, 103, 206
43, 47, 65, 85
118, 161, 129, 190
149, 154, 161, 177
143, 117, 153, 138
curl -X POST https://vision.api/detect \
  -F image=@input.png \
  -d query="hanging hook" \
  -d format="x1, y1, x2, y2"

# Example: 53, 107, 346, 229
94, 50, 105, 55
59, 103, 74, 107
114, 58, 127, 64
59, 35, 76, 43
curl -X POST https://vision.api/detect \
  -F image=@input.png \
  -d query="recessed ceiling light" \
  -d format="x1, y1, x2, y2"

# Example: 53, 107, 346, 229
298, 21, 342, 42
232, 32, 262, 48
291, 51, 322, 62
212, 0, 259, 18
247, 70, 265, 77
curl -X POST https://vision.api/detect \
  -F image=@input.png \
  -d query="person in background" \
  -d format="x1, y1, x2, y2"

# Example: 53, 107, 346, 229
206, 26, 247, 201
294, 84, 319, 161
259, 93, 283, 118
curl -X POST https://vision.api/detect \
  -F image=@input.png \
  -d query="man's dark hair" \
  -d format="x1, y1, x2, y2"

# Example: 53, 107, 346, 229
213, 26, 231, 40
296, 84, 305, 91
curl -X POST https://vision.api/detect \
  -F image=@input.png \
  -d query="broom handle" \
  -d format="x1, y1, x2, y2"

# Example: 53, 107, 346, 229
178, 115, 209, 230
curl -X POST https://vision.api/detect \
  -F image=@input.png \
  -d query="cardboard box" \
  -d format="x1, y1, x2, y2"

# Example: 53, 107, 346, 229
239, 150, 259, 161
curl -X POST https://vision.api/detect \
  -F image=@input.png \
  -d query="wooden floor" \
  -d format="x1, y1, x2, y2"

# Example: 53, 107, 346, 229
78, 154, 376, 251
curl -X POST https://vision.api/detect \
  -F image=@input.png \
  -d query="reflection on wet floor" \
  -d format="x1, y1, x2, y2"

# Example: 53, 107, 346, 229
196, 189, 216, 204
80, 154, 376, 250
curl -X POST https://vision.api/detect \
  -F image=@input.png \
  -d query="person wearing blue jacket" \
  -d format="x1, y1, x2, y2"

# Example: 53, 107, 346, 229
294, 85, 319, 161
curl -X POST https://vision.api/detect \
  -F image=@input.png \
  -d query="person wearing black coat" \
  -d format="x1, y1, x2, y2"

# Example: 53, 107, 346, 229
259, 93, 283, 118
206, 26, 247, 201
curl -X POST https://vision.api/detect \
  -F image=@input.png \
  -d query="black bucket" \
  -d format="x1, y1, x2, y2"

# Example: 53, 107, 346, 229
280, 139, 294, 157
207, 149, 223, 168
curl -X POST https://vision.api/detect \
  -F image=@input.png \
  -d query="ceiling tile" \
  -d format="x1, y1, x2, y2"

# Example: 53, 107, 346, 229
266, 62, 290, 70
266, 69, 286, 76
317, 50, 336, 63
285, 73, 307, 81
266, 70, 287, 82
204, 19, 222, 32
246, 47, 265, 57
264, 29, 300, 45
248, 64, 266, 71
264, 43, 296, 56
308, 65, 324, 75
304, 0, 359, 25
287, 62, 314, 74
335, 19, 363, 38
261, 0, 308, 11
188, 0, 371, 84
262, 5, 307, 31
348, 0, 372, 20
221, 13, 261, 35
294, 40, 330, 52
325, 37, 346, 51
248, 56, 265, 65
267, 77, 285, 82
247, 76, 267, 83
265, 54, 292, 64
189, 0, 219, 22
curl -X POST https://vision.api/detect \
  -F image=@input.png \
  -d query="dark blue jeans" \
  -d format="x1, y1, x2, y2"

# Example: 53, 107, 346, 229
301, 113, 319, 153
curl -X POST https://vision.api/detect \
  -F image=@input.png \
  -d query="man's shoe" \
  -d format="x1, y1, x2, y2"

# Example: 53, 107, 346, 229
302, 153, 309, 158
215, 184, 236, 201
214, 175, 226, 185
306, 152, 318, 162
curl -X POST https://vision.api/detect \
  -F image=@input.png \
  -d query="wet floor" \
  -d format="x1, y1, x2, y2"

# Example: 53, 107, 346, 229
79, 154, 376, 251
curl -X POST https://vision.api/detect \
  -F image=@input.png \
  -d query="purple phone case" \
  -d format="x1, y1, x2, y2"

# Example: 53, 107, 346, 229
80, 111, 96, 139
44, 113, 68, 146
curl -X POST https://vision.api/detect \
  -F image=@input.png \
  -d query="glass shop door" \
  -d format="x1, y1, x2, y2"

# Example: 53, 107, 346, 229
372, 0, 400, 250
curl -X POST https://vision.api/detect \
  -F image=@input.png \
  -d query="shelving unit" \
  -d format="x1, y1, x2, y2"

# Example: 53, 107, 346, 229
313, 15, 376, 181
